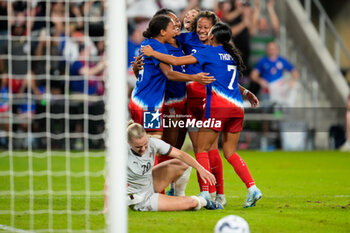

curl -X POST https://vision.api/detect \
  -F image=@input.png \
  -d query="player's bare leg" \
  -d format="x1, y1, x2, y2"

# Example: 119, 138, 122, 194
157, 193, 221, 211
152, 159, 188, 193
188, 130, 199, 153
162, 117, 190, 196
157, 195, 199, 211
152, 153, 222, 211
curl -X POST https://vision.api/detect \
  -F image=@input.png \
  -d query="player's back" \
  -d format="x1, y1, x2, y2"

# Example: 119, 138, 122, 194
193, 45, 243, 118
131, 38, 168, 109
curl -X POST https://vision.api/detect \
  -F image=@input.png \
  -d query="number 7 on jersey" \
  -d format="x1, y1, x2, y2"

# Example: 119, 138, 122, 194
227, 65, 237, 90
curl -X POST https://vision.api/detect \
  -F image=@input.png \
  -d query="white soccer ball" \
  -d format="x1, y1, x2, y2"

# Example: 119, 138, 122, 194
214, 215, 250, 233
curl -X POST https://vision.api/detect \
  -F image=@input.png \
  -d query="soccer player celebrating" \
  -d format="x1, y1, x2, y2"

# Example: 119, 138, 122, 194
177, 11, 224, 202
104, 121, 223, 212
183, 8, 200, 32
151, 9, 188, 159
141, 22, 262, 208
129, 14, 214, 140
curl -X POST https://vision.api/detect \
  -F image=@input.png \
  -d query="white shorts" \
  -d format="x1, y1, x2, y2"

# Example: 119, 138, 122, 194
129, 193, 159, 211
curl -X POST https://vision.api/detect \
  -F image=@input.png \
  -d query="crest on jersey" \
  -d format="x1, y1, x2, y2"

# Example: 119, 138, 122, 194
143, 110, 161, 129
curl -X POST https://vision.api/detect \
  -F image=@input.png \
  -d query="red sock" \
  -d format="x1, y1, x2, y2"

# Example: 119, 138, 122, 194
208, 149, 224, 195
195, 152, 211, 192
227, 153, 255, 188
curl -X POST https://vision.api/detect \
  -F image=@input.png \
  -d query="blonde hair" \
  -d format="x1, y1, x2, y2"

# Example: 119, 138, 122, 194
127, 120, 146, 142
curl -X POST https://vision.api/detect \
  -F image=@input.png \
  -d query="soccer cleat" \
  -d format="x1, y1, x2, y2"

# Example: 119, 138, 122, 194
205, 200, 224, 210
166, 188, 175, 196
215, 194, 227, 207
199, 192, 223, 210
243, 186, 262, 208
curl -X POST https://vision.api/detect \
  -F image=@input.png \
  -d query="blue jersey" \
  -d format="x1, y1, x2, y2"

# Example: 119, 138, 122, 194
177, 31, 208, 75
130, 38, 168, 110
164, 42, 186, 106
193, 45, 244, 119
254, 56, 294, 83
127, 39, 141, 68
177, 32, 208, 98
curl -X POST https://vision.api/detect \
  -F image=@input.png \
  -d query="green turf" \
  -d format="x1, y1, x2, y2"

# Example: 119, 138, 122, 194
0, 150, 350, 232
130, 151, 350, 233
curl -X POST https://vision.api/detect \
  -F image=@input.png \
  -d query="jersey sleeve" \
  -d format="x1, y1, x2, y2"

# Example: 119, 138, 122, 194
192, 47, 211, 67
176, 32, 190, 46
150, 138, 172, 156
150, 43, 168, 67
281, 57, 294, 71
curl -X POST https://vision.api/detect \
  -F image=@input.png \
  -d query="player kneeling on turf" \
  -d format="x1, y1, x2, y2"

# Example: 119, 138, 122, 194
104, 120, 223, 212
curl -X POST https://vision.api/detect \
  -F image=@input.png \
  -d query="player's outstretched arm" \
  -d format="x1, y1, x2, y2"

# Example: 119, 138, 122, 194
141, 45, 197, 66
169, 147, 216, 186
159, 63, 215, 85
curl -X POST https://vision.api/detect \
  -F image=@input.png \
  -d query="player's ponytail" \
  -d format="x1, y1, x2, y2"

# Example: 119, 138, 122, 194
211, 22, 246, 77
127, 120, 146, 142
143, 15, 172, 38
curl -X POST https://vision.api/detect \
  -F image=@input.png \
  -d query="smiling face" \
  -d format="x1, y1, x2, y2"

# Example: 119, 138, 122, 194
164, 20, 176, 44
129, 135, 148, 156
196, 17, 213, 44
168, 13, 181, 36
184, 9, 199, 31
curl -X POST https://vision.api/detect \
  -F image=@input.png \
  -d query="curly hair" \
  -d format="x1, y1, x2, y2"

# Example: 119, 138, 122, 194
190, 10, 220, 33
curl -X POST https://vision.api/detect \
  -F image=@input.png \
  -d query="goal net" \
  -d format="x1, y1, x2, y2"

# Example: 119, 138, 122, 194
0, 0, 126, 232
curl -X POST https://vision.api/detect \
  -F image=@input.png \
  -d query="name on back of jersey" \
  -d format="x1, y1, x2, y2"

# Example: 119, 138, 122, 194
218, 53, 233, 61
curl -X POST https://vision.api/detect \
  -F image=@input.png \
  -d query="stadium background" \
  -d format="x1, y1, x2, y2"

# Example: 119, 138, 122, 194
0, 0, 349, 232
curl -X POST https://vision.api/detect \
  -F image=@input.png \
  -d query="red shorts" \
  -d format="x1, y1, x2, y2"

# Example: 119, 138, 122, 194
163, 100, 186, 116
186, 97, 206, 121
7, 79, 23, 93
206, 116, 244, 133
128, 101, 163, 132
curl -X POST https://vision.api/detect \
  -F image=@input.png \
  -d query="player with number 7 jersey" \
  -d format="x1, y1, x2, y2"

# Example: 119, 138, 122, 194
194, 46, 244, 120
141, 31, 244, 128
142, 22, 263, 208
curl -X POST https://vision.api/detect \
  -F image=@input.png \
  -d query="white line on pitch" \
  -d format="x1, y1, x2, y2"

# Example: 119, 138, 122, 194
0, 224, 35, 233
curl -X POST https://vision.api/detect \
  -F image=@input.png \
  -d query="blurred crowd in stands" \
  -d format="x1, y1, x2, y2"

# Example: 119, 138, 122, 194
127, 0, 291, 150
0, 0, 308, 151
0, 0, 106, 150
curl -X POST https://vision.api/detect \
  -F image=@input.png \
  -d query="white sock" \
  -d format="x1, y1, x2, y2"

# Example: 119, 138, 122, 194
191, 196, 207, 210
199, 191, 210, 200
217, 194, 225, 199
175, 167, 192, 196
248, 185, 257, 194
210, 192, 217, 200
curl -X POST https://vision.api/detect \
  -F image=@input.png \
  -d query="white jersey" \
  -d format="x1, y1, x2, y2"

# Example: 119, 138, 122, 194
127, 137, 172, 205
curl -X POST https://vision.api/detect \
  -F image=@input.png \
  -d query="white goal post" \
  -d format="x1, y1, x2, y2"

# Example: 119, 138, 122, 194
0, 0, 127, 232
106, 0, 128, 232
